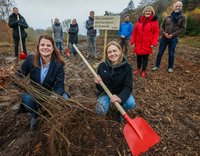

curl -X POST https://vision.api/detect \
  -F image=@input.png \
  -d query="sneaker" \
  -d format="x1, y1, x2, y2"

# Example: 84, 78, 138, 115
30, 117, 36, 130
168, 68, 173, 73
94, 53, 98, 58
141, 71, 146, 77
133, 69, 140, 75
86, 52, 89, 58
152, 66, 158, 71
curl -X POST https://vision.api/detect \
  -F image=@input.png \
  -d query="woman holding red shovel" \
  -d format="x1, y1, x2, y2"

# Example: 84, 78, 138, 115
18, 35, 70, 130
94, 41, 135, 122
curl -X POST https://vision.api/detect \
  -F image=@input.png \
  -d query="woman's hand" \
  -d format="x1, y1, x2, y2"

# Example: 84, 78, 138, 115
110, 94, 121, 104
94, 75, 102, 84
130, 43, 135, 48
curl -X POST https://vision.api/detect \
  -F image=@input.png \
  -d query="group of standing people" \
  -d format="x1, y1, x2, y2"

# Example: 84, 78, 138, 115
52, 18, 79, 56
8, 1, 186, 129
128, 1, 186, 76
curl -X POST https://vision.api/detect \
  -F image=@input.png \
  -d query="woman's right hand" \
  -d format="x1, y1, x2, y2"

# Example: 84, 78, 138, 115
94, 75, 102, 84
130, 43, 135, 48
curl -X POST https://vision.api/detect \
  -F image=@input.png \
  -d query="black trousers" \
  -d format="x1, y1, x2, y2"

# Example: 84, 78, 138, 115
14, 37, 27, 57
136, 54, 149, 71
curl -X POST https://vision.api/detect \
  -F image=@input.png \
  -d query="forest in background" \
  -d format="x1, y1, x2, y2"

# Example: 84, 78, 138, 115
0, 0, 200, 44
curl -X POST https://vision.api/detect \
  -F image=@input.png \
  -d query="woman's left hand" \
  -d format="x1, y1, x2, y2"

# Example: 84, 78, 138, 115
110, 94, 121, 104
94, 75, 102, 84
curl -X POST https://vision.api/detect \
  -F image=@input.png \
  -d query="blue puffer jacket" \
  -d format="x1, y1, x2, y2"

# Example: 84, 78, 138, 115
118, 21, 133, 39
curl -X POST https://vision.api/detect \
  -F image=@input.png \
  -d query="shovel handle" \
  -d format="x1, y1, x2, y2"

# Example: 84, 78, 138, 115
51, 19, 54, 39
17, 15, 23, 52
73, 44, 126, 116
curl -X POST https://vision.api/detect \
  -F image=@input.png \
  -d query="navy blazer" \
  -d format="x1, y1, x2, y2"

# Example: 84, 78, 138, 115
19, 55, 65, 95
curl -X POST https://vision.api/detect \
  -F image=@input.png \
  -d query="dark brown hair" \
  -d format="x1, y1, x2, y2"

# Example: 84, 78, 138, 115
33, 34, 65, 67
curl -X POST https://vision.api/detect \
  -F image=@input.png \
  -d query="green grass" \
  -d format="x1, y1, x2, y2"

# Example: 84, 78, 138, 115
179, 36, 200, 48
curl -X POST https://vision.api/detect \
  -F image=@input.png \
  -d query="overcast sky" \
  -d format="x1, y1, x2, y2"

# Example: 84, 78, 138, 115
14, 0, 140, 34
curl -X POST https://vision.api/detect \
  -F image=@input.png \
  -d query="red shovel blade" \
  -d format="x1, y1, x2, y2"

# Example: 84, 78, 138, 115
66, 48, 70, 58
19, 52, 27, 60
123, 115, 160, 156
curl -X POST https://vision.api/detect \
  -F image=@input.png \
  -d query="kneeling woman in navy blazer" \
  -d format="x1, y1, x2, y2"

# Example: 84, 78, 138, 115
18, 34, 70, 129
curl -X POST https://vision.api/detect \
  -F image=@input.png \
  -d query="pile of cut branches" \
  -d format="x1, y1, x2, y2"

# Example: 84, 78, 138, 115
10, 73, 130, 156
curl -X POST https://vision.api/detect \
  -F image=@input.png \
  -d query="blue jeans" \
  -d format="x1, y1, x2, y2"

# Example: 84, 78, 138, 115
22, 92, 70, 118
56, 42, 62, 52
155, 37, 178, 69
96, 95, 135, 115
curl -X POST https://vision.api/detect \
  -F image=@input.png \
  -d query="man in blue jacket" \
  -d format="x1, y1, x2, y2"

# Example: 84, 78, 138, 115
118, 14, 133, 56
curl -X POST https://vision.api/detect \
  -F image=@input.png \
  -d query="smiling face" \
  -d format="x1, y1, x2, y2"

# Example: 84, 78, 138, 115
107, 45, 121, 65
38, 38, 54, 59
144, 8, 153, 17
173, 1, 183, 13
13, 7, 19, 15
124, 15, 130, 22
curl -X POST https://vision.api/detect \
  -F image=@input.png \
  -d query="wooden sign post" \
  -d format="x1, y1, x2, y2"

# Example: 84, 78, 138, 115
94, 16, 120, 60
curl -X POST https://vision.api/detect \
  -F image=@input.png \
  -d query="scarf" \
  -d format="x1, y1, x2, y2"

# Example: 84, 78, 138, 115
171, 11, 182, 23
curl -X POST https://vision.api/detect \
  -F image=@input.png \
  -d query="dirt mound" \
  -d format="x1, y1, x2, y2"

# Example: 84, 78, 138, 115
0, 38, 200, 155
0, 20, 12, 44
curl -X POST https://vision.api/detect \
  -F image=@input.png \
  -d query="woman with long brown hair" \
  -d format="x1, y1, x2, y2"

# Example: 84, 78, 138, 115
18, 34, 70, 129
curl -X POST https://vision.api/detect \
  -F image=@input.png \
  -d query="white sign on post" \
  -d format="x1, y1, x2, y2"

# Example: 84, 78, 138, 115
94, 16, 120, 30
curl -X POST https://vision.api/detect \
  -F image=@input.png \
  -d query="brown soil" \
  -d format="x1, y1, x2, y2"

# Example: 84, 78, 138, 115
0, 38, 200, 156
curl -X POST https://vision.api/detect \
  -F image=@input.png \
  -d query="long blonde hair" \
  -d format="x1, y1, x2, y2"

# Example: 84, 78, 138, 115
105, 41, 123, 65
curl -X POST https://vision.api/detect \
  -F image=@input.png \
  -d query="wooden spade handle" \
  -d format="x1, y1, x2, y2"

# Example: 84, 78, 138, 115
17, 15, 23, 52
73, 44, 126, 115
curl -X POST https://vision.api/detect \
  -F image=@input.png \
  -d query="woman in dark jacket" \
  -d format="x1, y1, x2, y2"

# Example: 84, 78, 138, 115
130, 6, 159, 77
68, 19, 79, 56
94, 41, 135, 122
18, 35, 70, 129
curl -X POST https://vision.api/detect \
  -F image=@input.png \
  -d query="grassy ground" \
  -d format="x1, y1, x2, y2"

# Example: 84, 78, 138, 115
179, 36, 200, 48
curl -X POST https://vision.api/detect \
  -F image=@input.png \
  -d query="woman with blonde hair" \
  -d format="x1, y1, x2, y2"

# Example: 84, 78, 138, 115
130, 6, 160, 77
94, 41, 135, 122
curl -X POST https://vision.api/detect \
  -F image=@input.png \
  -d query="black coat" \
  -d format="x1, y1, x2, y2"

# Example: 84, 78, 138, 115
8, 13, 28, 39
68, 24, 79, 44
96, 57, 133, 104
19, 55, 66, 95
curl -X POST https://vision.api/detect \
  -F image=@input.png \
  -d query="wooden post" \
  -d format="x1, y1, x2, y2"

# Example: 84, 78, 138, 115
103, 30, 108, 61
51, 19, 54, 39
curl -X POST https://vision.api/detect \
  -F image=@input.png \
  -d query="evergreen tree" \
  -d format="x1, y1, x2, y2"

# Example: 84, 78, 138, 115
138, 0, 157, 8
121, 0, 135, 13
127, 0, 135, 10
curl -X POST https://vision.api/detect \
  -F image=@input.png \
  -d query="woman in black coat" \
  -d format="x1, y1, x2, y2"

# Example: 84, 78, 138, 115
18, 35, 70, 129
68, 19, 79, 56
94, 41, 136, 122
